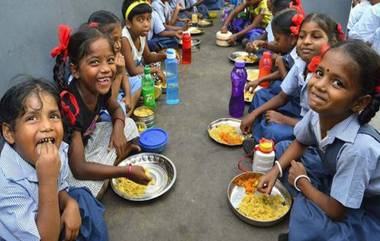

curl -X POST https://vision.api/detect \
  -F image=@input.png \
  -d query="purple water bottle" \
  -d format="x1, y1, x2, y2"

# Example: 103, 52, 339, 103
229, 60, 247, 118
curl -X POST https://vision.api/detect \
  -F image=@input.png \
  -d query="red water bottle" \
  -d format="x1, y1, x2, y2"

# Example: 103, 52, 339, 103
182, 32, 191, 64
258, 51, 272, 88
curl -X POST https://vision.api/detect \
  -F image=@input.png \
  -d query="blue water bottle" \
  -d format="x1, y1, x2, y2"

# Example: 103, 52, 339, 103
165, 48, 180, 105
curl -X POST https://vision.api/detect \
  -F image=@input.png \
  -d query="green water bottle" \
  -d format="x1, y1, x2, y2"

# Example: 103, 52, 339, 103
142, 66, 156, 109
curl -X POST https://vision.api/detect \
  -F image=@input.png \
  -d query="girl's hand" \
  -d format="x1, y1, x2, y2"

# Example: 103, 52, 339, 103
265, 110, 286, 124
175, 30, 183, 39
220, 26, 228, 33
36, 142, 61, 184
227, 34, 237, 45
115, 52, 126, 75
245, 79, 260, 93
257, 167, 280, 194
288, 160, 307, 188
155, 69, 166, 85
246, 40, 266, 52
60, 199, 81, 241
240, 114, 255, 134
109, 126, 128, 162
122, 97, 132, 114
128, 165, 152, 185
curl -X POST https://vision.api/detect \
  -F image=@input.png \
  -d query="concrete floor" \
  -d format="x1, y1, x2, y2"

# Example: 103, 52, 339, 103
102, 16, 380, 241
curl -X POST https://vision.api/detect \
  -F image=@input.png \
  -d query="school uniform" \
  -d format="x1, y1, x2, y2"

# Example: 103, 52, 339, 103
0, 143, 107, 241
152, 0, 173, 24
249, 48, 304, 143
266, 19, 274, 42
349, 3, 380, 54
347, 0, 371, 31
170, 0, 209, 19
148, 10, 179, 51
289, 110, 380, 241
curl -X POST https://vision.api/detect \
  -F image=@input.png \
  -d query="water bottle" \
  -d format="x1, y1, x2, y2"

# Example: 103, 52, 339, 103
252, 138, 275, 173
142, 66, 156, 109
182, 32, 191, 64
258, 51, 273, 88
192, 6, 198, 27
229, 60, 247, 118
165, 48, 180, 105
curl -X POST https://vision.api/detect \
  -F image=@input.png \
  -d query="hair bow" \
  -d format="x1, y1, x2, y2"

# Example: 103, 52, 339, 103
307, 44, 330, 72
289, 0, 305, 16
375, 86, 380, 94
50, 25, 72, 60
290, 14, 304, 36
60, 90, 80, 126
336, 23, 346, 41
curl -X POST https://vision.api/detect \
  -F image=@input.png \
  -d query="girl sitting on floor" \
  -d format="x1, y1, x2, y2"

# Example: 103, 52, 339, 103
52, 25, 151, 199
259, 40, 380, 241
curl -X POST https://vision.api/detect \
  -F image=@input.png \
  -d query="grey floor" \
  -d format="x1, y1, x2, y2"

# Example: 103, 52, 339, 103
102, 17, 380, 241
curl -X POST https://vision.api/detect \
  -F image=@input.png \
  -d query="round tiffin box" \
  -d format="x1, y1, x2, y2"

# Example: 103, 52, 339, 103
139, 128, 168, 153
133, 106, 155, 128
216, 31, 232, 47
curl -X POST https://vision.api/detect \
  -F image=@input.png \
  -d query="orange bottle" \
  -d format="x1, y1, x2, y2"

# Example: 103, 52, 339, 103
258, 51, 272, 88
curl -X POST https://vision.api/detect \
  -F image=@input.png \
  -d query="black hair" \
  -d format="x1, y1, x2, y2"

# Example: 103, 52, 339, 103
271, 8, 297, 36
88, 10, 121, 35
327, 40, 380, 125
53, 26, 114, 90
300, 13, 341, 45
0, 75, 60, 136
122, 0, 152, 21
271, 0, 291, 14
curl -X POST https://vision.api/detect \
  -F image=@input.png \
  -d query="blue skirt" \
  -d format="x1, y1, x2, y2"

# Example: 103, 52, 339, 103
62, 187, 108, 241
249, 85, 301, 143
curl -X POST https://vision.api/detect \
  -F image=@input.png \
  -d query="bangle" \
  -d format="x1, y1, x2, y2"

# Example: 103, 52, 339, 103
275, 161, 283, 178
294, 174, 311, 192
126, 164, 132, 179
113, 117, 125, 126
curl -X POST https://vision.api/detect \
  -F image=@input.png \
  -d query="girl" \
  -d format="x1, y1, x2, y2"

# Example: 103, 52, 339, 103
0, 77, 107, 241
240, 13, 343, 145
121, 0, 167, 88
87, 10, 136, 117
220, 0, 272, 45
245, 0, 292, 52
52, 26, 151, 199
258, 40, 380, 241
245, 8, 299, 94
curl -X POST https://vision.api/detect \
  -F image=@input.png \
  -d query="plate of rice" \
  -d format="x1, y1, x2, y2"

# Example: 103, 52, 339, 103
208, 118, 245, 146
111, 153, 176, 201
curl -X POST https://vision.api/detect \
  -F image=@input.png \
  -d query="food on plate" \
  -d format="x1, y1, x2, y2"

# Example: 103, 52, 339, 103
134, 106, 154, 117
209, 124, 244, 145
189, 27, 202, 34
235, 54, 258, 63
114, 169, 155, 197
247, 69, 259, 81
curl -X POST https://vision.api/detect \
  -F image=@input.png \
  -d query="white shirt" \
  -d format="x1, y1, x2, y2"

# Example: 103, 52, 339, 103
122, 27, 145, 66
347, 0, 371, 31
349, 3, 380, 44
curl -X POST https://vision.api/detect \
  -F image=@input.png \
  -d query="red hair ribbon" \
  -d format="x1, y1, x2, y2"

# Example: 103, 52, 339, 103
88, 22, 99, 28
375, 86, 380, 94
336, 23, 346, 41
290, 14, 304, 36
60, 90, 80, 126
307, 44, 330, 72
50, 24, 72, 60
289, 0, 305, 16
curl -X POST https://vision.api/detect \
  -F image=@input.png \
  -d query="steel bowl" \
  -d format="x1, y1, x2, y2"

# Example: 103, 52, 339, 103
227, 172, 292, 227
111, 153, 176, 201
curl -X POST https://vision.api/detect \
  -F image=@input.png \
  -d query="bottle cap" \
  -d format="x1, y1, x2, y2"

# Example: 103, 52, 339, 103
235, 60, 245, 68
144, 65, 151, 74
263, 51, 271, 58
257, 138, 274, 153
166, 48, 176, 59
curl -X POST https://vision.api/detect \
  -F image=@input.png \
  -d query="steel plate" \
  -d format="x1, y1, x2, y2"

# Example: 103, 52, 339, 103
227, 172, 292, 227
229, 51, 258, 65
111, 153, 176, 201
207, 118, 244, 146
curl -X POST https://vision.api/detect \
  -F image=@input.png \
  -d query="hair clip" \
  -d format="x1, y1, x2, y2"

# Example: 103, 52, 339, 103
50, 24, 72, 60
289, 0, 305, 16
336, 23, 346, 41
375, 86, 380, 94
88, 22, 99, 28
290, 14, 304, 36
307, 56, 321, 73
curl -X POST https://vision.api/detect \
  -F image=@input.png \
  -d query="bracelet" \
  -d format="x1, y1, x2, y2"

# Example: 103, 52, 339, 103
275, 161, 283, 178
294, 174, 311, 192
126, 164, 132, 179
113, 117, 125, 126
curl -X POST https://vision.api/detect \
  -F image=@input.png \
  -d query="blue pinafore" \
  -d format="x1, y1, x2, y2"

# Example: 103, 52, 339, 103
285, 125, 380, 241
